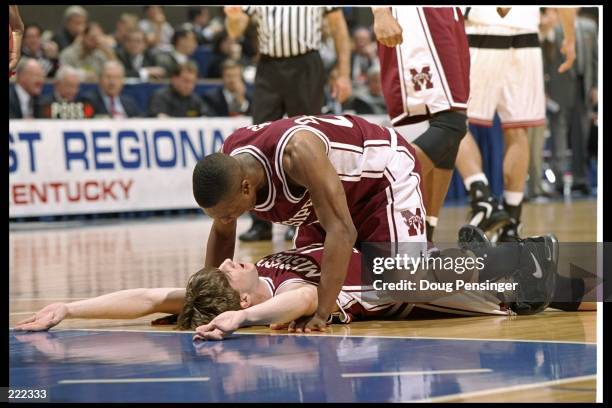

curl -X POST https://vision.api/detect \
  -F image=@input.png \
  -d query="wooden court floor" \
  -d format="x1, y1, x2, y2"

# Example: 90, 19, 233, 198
9, 199, 598, 402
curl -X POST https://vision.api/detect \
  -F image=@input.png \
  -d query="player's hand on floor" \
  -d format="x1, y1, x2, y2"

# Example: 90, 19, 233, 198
193, 310, 245, 341
269, 323, 289, 330
288, 314, 328, 333
14, 303, 69, 331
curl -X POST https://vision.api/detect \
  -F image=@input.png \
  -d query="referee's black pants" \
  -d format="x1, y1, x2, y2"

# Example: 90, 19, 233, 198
249, 51, 326, 233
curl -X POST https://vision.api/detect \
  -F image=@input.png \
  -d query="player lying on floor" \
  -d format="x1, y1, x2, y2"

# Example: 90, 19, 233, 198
14, 226, 593, 338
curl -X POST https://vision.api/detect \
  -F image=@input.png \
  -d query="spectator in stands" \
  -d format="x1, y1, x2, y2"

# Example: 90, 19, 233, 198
206, 31, 248, 78
156, 27, 199, 78
202, 59, 251, 117
113, 13, 139, 52
345, 64, 387, 114
350, 27, 378, 92
39, 66, 92, 119
83, 60, 141, 118
21, 24, 59, 78
59, 22, 117, 82
185, 6, 224, 46
139, 6, 174, 55
117, 29, 166, 81
51, 6, 88, 52
9, 58, 45, 119
148, 61, 208, 118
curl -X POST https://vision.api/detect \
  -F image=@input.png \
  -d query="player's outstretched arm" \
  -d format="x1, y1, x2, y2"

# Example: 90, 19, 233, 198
194, 284, 318, 341
14, 288, 185, 331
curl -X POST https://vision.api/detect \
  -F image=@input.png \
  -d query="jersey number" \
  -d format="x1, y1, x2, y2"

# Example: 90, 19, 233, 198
294, 115, 354, 128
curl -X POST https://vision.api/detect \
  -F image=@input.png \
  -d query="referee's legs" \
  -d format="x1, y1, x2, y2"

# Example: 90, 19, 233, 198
240, 58, 286, 242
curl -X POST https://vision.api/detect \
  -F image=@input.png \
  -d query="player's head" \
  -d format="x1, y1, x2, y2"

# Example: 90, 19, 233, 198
177, 260, 259, 330
192, 153, 257, 223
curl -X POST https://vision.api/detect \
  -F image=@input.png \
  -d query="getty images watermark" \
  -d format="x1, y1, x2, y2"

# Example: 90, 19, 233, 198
370, 252, 519, 293
359, 242, 607, 305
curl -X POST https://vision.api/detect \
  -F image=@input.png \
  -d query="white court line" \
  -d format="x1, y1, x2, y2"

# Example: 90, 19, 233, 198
58, 377, 210, 385
408, 375, 597, 402
343, 368, 491, 378
24, 328, 597, 346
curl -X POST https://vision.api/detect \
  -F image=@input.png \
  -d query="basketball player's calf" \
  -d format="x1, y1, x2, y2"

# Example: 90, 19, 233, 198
411, 110, 468, 240
456, 133, 511, 239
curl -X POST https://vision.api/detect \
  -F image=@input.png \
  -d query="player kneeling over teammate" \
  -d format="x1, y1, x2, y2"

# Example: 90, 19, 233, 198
16, 226, 592, 338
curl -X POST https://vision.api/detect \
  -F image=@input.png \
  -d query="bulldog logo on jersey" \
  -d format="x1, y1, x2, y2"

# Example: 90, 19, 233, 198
401, 208, 425, 236
409, 66, 434, 91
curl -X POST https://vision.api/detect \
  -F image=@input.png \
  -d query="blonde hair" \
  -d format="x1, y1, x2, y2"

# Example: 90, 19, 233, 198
177, 267, 242, 330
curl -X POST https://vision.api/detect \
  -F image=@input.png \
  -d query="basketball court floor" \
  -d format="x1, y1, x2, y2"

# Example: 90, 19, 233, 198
9, 199, 598, 402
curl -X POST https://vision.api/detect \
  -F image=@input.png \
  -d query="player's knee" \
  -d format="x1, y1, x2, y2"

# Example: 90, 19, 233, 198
413, 111, 467, 170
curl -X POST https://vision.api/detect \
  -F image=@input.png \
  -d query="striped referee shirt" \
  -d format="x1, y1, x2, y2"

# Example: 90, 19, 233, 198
243, 6, 337, 58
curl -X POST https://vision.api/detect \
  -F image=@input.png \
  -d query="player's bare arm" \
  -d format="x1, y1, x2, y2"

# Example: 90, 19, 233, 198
556, 7, 577, 73
14, 288, 186, 331
194, 283, 318, 341
205, 218, 237, 267
372, 7, 403, 47
224, 6, 250, 39
9, 5, 24, 72
282, 131, 357, 331
326, 9, 352, 103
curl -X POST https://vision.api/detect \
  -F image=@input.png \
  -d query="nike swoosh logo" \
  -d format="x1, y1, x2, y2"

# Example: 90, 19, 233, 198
531, 253, 543, 279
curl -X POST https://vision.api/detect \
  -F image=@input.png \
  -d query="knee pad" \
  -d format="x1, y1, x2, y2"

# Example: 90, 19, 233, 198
413, 111, 467, 170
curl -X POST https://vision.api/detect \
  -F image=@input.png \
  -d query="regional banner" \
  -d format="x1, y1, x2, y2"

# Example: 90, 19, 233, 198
9, 115, 404, 218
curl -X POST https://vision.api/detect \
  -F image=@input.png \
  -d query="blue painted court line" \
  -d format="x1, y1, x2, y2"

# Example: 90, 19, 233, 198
9, 330, 596, 403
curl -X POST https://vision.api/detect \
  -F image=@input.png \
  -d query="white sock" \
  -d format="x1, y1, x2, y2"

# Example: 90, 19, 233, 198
464, 173, 488, 191
503, 191, 524, 206
426, 216, 438, 227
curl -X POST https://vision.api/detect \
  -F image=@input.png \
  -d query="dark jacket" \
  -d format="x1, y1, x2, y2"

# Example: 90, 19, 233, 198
149, 86, 208, 117
116, 48, 160, 79
201, 86, 252, 117
82, 88, 142, 118
9, 85, 43, 119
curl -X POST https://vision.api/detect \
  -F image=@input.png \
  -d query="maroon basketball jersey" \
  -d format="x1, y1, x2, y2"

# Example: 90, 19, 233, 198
255, 244, 413, 323
221, 114, 421, 239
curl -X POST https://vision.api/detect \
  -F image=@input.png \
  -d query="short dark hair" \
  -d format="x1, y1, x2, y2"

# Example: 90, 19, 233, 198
187, 6, 205, 22
171, 61, 199, 77
172, 26, 195, 47
221, 59, 242, 74
193, 152, 241, 208
177, 267, 242, 330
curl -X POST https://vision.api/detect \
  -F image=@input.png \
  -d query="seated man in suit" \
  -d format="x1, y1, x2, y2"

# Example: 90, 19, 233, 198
202, 59, 251, 117
9, 58, 45, 119
39, 65, 93, 119
116, 28, 165, 81
155, 26, 199, 78
82, 60, 141, 118
149, 61, 208, 117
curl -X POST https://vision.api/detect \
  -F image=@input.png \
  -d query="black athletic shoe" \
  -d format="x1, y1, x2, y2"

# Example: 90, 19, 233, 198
457, 225, 491, 252
508, 234, 559, 315
239, 222, 272, 242
466, 182, 511, 236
